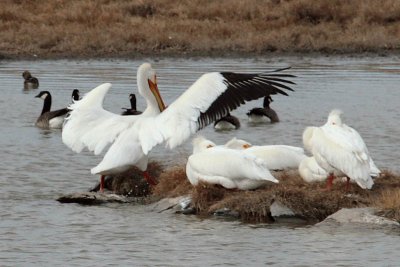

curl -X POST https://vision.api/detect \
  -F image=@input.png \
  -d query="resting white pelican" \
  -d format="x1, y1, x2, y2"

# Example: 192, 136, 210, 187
62, 63, 295, 191
225, 138, 306, 171
298, 156, 328, 183
186, 136, 278, 190
299, 155, 380, 185
213, 112, 240, 130
303, 109, 379, 190
246, 96, 279, 123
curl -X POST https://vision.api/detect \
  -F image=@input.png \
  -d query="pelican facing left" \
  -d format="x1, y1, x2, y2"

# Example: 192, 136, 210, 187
62, 63, 296, 192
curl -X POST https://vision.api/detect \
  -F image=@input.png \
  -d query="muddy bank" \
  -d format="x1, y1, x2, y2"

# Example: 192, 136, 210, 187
2, 0, 400, 59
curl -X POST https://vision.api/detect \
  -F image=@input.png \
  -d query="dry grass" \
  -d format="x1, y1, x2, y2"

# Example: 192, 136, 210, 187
1, 0, 400, 59
152, 167, 400, 223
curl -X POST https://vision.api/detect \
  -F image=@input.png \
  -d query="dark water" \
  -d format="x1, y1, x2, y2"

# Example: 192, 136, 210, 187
1, 56, 399, 266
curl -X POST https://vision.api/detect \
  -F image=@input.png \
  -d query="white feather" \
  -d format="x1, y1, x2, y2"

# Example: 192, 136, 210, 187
186, 138, 278, 190
224, 138, 306, 171
303, 110, 377, 189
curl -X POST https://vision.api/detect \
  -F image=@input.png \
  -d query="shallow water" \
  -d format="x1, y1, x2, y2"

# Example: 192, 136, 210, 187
1, 56, 400, 266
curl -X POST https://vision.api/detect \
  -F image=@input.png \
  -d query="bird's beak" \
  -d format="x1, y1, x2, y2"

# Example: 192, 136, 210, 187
148, 78, 166, 112
242, 144, 251, 149
34, 93, 40, 98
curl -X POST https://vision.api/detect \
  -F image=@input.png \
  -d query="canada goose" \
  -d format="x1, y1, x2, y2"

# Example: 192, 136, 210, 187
213, 112, 240, 130
247, 96, 279, 123
22, 71, 39, 89
35, 91, 69, 129
71, 89, 80, 101
121, 93, 142, 116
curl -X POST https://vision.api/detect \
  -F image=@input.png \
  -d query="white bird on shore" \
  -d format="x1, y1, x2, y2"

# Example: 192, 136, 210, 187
302, 109, 380, 190
298, 156, 328, 183
186, 136, 278, 190
225, 138, 306, 171
62, 63, 295, 191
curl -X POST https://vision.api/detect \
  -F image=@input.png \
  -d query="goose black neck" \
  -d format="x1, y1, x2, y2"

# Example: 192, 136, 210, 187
130, 95, 137, 110
41, 94, 52, 115
263, 97, 270, 108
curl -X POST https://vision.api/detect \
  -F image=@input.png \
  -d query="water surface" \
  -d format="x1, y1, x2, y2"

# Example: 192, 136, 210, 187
1, 56, 399, 266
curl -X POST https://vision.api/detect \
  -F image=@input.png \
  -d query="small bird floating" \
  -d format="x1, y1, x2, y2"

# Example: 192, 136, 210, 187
121, 93, 142, 116
213, 112, 240, 130
23, 71, 39, 89
35, 91, 69, 129
247, 96, 279, 123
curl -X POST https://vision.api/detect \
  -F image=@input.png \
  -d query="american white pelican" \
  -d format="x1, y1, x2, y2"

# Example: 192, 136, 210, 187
121, 93, 142, 116
213, 112, 240, 130
299, 156, 380, 185
35, 91, 69, 129
186, 136, 278, 190
247, 96, 279, 123
298, 156, 328, 183
225, 138, 306, 171
23, 70, 39, 89
303, 109, 379, 190
62, 63, 295, 191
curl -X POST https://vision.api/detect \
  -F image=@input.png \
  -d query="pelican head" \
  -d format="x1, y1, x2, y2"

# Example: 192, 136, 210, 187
327, 109, 343, 126
192, 136, 216, 154
137, 63, 166, 113
225, 137, 252, 150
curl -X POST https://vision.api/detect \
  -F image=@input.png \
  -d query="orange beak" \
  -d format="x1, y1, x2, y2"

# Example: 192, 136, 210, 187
148, 78, 166, 112
242, 144, 251, 149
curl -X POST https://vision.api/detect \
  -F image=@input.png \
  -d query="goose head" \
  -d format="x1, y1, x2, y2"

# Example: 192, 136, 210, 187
137, 63, 166, 114
72, 89, 80, 101
35, 91, 51, 100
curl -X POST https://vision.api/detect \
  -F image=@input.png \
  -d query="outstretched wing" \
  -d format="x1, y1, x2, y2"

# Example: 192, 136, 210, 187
140, 68, 295, 153
62, 83, 139, 155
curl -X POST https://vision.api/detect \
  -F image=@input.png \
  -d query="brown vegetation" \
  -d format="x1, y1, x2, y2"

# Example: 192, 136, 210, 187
152, 167, 400, 223
1, 0, 400, 59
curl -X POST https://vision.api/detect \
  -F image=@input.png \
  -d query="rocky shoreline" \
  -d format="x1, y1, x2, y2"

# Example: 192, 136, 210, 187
56, 163, 400, 227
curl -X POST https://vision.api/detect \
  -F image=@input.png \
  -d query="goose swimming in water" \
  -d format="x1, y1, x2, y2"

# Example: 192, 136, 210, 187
121, 93, 142, 116
303, 109, 380, 190
23, 71, 39, 89
35, 91, 69, 129
213, 112, 240, 130
186, 136, 278, 190
247, 96, 279, 123
71, 89, 80, 101
62, 63, 295, 192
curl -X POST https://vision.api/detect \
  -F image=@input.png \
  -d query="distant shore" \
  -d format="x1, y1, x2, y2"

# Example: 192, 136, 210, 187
1, 0, 400, 60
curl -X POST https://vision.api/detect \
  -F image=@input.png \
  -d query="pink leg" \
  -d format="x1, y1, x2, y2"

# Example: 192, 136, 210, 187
345, 177, 350, 192
324, 173, 335, 191
143, 171, 157, 186
100, 175, 105, 192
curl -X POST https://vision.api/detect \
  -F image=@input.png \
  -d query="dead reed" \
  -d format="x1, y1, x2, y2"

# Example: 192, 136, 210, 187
1, 0, 400, 59
153, 167, 400, 223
